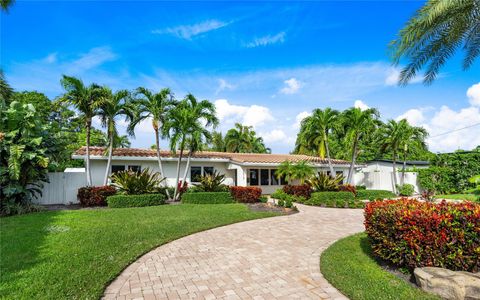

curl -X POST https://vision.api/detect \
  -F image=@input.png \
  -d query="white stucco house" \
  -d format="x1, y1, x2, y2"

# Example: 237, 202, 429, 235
72, 147, 357, 194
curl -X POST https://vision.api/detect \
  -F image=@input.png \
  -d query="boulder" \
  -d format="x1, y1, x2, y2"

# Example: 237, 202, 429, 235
414, 267, 480, 300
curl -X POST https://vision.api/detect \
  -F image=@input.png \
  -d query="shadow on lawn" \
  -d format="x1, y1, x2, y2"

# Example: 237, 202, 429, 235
0, 210, 59, 296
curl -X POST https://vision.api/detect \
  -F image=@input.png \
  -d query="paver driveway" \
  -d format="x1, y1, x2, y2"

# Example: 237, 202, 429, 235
104, 204, 364, 300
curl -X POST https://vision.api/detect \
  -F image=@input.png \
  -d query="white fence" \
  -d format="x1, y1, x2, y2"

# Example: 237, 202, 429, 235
33, 172, 86, 205
354, 171, 421, 193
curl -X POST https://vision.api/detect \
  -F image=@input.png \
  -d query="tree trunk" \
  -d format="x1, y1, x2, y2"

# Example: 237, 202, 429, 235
154, 127, 171, 199
181, 151, 192, 188
325, 138, 335, 176
103, 132, 114, 186
347, 138, 358, 185
85, 118, 92, 186
402, 150, 407, 185
392, 150, 398, 194
173, 139, 185, 201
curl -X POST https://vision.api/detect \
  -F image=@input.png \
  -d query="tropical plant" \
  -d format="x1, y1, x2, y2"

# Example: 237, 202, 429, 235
1, 0, 14, 12
193, 170, 228, 192
130, 87, 175, 197
224, 123, 270, 153
208, 131, 226, 152
276, 161, 294, 183
165, 94, 218, 200
391, 0, 480, 85
468, 174, 480, 191
307, 172, 344, 192
97, 88, 135, 185
60, 75, 106, 186
110, 168, 165, 195
290, 161, 315, 184
341, 107, 380, 184
398, 121, 428, 183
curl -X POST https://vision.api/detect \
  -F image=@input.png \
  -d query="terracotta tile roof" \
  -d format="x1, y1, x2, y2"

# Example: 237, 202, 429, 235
73, 146, 351, 165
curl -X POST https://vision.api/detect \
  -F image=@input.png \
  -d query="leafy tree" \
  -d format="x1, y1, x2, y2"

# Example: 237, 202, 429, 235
276, 161, 314, 184
224, 123, 270, 153
391, 0, 480, 85
206, 131, 226, 152
398, 121, 428, 181
60, 75, 106, 186
276, 161, 294, 183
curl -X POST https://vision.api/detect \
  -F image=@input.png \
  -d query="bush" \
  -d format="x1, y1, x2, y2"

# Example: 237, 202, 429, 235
259, 196, 268, 203
271, 189, 305, 203
78, 186, 117, 207
397, 184, 414, 196
356, 185, 366, 190
181, 192, 234, 204
338, 184, 357, 196
277, 199, 285, 207
355, 189, 395, 200
107, 194, 166, 208
230, 186, 262, 203
306, 191, 356, 208
110, 168, 164, 195
307, 173, 344, 192
365, 199, 480, 272
193, 171, 228, 192
282, 184, 312, 198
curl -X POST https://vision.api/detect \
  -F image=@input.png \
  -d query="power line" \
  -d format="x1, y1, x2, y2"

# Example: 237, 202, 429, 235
429, 122, 480, 138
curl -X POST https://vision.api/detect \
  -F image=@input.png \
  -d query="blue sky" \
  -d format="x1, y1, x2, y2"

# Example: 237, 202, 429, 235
2, 1, 480, 153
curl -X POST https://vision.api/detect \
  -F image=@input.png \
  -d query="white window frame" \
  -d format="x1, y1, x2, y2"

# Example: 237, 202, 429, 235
190, 166, 215, 183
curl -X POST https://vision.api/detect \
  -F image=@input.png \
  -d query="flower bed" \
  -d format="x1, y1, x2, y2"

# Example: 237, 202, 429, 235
365, 199, 480, 272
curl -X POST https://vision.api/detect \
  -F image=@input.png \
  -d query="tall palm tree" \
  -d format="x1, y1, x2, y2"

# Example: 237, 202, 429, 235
209, 131, 226, 152
399, 121, 428, 183
113, 135, 131, 148
180, 130, 211, 186
391, 0, 480, 85
130, 87, 175, 196
224, 123, 269, 153
60, 75, 105, 186
341, 107, 380, 184
166, 94, 218, 201
290, 161, 315, 184
97, 88, 135, 185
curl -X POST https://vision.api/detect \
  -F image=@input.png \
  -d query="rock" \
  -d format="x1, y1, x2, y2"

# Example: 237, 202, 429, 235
414, 267, 480, 300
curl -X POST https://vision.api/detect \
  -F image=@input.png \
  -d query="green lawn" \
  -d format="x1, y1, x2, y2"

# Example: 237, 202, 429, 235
0, 204, 277, 299
434, 193, 479, 201
320, 233, 439, 300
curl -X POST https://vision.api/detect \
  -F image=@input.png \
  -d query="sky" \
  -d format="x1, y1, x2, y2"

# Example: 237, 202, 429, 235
2, 1, 480, 154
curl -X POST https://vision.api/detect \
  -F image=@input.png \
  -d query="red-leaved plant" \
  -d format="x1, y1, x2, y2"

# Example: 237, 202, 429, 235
77, 186, 117, 206
230, 186, 262, 203
282, 184, 313, 199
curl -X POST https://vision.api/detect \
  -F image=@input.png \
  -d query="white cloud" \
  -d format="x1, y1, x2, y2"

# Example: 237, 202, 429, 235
354, 100, 369, 111
214, 99, 274, 128
396, 108, 425, 126
152, 20, 228, 40
294, 111, 311, 129
280, 77, 303, 94
43, 53, 57, 64
246, 32, 286, 48
215, 79, 236, 95
261, 129, 287, 143
384, 67, 423, 86
466, 82, 480, 106
68, 47, 117, 72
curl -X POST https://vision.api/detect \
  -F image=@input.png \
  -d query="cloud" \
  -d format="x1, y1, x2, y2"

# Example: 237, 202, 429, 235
261, 129, 288, 143
214, 99, 274, 128
396, 108, 425, 126
43, 53, 57, 64
354, 100, 369, 111
280, 77, 303, 94
466, 82, 480, 106
245, 31, 286, 48
384, 67, 423, 86
152, 20, 229, 40
294, 111, 311, 129
215, 79, 236, 95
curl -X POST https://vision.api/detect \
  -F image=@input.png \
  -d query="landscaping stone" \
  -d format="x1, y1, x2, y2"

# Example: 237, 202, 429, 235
414, 267, 480, 300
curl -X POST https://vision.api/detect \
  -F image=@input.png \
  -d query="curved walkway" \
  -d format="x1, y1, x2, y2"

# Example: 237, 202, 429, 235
104, 204, 364, 300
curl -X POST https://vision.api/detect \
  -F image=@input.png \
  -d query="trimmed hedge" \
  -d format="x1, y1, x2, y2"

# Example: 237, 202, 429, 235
306, 191, 362, 208
78, 186, 117, 207
355, 189, 395, 200
365, 199, 480, 272
181, 192, 234, 204
230, 186, 262, 203
107, 193, 166, 208
271, 189, 306, 203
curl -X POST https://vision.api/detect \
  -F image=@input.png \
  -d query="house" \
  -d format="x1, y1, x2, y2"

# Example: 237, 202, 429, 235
72, 147, 356, 194
361, 159, 430, 172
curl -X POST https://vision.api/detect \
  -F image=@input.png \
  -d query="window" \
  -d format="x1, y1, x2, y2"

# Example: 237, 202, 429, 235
128, 165, 141, 173
204, 166, 214, 176
191, 166, 202, 182
260, 169, 269, 186
270, 169, 279, 185
249, 169, 259, 186
111, 165, 125, 174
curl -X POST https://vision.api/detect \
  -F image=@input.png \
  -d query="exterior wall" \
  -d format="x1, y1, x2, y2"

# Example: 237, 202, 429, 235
33, 172, 86, 205
362, 161, 429, 172
354, 170, 421, 193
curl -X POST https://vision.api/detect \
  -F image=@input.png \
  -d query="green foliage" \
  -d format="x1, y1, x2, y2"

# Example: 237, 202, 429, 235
355, 189, 395, 200
306, 191, 357, 208
271, 189, 306, 204
107, 194, 166, 208
418, 166, 457, 194
110, 168, 165, 195
397, 184, 415, 197
192, 170, 228, 192
430, 151, 480, 192
224, 123, 270, 153
259, 196, 268, 203
276, 160, 315, 184
181, 192, 234, 204
307, 172, 344, 192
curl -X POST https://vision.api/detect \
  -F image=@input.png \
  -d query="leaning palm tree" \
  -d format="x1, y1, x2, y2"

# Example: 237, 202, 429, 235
341, 107, 380, 184
60, 75, 105, 186
97, 88, 135, 185
130, 87, 175, 196
391, 0, 480, 85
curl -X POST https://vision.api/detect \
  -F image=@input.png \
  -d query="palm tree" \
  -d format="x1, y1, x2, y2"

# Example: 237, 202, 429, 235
60, 75, 105, 186
166, 94, 218, 201
180, 130, 211, 186
209, 131, 226, 152
224, 123, 269, 153
113, 135, 131, 148
391, 0, 480, 85
290, 161, 315, 184
1, 0, 15, 12
276, 161, 293, 183
399, 121, 428, 183
130, 87, 175, 196
341, 107, 380, 184
97, 88, 135, 185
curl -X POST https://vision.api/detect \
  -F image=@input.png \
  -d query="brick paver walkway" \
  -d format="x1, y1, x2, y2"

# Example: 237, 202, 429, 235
103, 204, 364, 299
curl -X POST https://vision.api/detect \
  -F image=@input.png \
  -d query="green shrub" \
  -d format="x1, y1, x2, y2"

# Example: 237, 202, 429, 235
307, 172, 344, 192
192, 171, 229, 192
110, 168, 164, 195
307, 191, 355, 207
259, 196, 268, 203
107, 194, 166, 208
355, 189, 395, 200
181, 192, 234, 204
397, 184, 415, 196
271, 189, 305, 203
285, 199, 293, 208
277, 199, 285, 207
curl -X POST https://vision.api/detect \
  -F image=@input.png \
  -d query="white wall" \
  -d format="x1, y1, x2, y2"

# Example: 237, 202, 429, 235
33, 172, 86, 205
354, 171, 421, 193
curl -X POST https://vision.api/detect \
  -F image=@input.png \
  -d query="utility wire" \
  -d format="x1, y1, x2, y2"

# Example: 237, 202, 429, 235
429, 122, 480, 138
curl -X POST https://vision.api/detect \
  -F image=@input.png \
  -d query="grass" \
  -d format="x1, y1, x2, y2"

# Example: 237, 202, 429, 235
434, 193, 479, 201
320, 233, 439, 300
0, 204, 278, 299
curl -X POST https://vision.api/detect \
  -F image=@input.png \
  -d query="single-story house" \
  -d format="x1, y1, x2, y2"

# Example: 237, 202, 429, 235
361, 159, 430, 173
72, 147, 358, 194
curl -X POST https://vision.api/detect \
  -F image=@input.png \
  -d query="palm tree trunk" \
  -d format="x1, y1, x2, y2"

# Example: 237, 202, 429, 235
103, 132, 114, 186
392, 150, 398, 194
154, 128, 171, 199
173, 139, 185, 201
325, 138, 335, 176
181, 151, 192, 187
402, 150, 407, 184
85, 118, 92, 186
347, 138, 358, 185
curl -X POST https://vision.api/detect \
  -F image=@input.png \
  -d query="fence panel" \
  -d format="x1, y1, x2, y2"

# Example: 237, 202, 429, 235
33, 172, 86, 205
